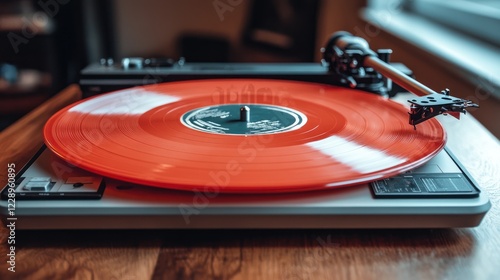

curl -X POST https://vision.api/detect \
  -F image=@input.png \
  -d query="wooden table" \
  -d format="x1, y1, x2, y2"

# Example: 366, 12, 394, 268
0, 85, 499, 280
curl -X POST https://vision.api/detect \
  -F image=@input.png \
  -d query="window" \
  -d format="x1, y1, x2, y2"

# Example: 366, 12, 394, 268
364, 0, 500, 99
403, 0, 500, 46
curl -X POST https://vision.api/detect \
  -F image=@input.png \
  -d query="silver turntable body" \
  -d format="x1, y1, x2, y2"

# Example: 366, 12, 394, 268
0, 146, 490, 230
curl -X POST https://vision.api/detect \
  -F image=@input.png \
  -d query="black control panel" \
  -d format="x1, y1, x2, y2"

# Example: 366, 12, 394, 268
371, 173, 480, 198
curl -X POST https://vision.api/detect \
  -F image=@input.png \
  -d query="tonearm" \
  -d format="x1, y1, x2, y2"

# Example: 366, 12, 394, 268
322, 32, 479, 128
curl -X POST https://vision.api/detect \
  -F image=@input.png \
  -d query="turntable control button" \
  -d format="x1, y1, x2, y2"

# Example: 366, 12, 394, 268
122, 57, 144, 69
24, 177, 52, 191
144, 58, 174, 67
99, 57, 114, 67
29, 177, 51, 182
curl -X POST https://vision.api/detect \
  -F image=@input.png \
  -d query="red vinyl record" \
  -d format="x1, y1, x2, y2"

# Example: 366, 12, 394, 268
44, 79, 446, 193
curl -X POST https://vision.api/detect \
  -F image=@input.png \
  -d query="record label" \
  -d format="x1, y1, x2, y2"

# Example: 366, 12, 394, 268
181, 104, 307, 135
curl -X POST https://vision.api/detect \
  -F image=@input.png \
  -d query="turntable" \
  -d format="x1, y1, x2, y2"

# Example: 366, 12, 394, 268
0, 32, 490, 229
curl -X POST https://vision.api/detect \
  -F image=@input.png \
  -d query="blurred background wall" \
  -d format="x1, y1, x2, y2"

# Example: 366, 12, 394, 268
1, 0, 498, 138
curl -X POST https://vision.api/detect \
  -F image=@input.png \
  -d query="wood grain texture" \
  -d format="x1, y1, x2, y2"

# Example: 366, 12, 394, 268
0, 90, 499, 280
0, 84, 82, 179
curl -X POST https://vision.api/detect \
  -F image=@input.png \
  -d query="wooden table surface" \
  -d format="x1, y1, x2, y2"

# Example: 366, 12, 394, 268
0, 85, 499, 280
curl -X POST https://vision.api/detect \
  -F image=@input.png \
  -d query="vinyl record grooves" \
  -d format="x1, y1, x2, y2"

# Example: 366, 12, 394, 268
44, 79, 446, 193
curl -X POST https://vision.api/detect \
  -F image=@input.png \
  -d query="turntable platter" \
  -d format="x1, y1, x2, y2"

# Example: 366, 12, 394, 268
43, 79, 446, 193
